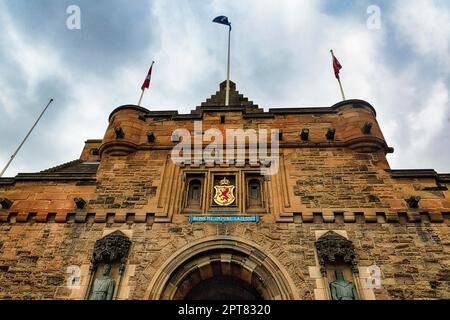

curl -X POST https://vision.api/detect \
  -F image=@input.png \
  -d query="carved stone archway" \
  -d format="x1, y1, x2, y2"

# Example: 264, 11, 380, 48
146, 236, 299, 300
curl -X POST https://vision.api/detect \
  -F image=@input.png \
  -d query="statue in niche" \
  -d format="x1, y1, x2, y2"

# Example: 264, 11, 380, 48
89, 264, 116, 300
330, 269, 358, 300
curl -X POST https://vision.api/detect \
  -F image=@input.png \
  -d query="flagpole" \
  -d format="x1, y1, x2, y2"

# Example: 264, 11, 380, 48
330, 50, 346, 101
0, 98, 54, 177
137, 89, 144, 106
225, 26, 231, 106
337, 78, 346, 101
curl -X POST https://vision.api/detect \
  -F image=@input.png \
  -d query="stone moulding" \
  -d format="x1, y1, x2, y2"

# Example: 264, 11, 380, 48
91, 230, 132, 272
108, 105, 151, 122
0, 210, 447, 224
91, 135, 395, 155
330, 99, 377, 117
345, 136, 394, 154
315, 231, 358, 275
387, 169, 450, 184
98, 140, 139, 157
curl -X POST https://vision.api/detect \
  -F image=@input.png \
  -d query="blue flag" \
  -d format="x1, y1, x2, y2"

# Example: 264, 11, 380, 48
213, 16, 231, 30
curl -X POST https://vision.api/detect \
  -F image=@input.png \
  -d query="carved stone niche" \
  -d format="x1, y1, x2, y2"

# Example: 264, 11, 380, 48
86, 230, 132, 300
91, 230, 132, 273
315, 231, 358, 275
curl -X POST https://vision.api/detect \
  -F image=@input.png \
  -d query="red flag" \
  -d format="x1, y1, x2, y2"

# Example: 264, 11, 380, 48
331, 52, 342, 80
141, 62, 154, 90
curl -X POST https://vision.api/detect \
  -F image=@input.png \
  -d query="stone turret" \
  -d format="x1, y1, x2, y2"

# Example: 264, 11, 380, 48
99, 105, 150, 157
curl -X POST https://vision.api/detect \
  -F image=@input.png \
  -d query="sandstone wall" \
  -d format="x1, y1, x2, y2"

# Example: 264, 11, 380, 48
0, 100, 448, 300
0, 217, 448, 299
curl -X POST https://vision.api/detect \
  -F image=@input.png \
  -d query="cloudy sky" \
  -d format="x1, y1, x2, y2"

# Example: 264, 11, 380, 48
0, 0, 449, 176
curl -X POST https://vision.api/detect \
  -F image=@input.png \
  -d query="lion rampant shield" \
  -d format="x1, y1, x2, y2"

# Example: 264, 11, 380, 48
213, 177, 235, 206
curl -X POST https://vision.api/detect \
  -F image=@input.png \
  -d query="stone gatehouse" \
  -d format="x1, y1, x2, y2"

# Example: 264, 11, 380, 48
0, 81, 449, 300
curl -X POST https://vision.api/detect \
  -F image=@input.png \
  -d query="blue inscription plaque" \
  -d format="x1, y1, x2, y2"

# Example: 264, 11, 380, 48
188, 215, 260, 223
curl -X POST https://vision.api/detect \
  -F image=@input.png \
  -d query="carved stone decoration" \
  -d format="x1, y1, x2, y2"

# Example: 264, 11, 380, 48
326, 128, 336, 141
362, 122, 373, 134
315, 231, 358, 275
300, 129, 309, 141
213, 177, 236, 206
74, 197, 87, 209
114, 127, 125, 139
147, 131, 155, 143
0, 198, 13, 209
405, 196, 421, 209
91, 230, 132, 273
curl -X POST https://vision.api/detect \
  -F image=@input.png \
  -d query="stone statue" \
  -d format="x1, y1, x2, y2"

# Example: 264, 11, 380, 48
330, 269, 358, 300
89, 264, 116, 300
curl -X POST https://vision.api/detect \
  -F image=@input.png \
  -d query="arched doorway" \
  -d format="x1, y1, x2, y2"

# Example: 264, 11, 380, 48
184, 275, 263, 300
146, 236, 299, 300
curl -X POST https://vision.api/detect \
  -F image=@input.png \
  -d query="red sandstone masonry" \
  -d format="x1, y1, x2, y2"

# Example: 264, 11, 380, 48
0, 87, 448, 299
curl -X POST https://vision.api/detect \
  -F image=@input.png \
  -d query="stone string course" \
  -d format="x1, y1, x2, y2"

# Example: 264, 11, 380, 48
0, 210, 448, 224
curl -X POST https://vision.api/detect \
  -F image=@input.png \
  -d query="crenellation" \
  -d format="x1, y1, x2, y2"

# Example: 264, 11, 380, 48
0, 208, 449, 226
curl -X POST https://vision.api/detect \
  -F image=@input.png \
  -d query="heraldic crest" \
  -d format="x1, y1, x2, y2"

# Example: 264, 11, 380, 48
213, 177, 236, 206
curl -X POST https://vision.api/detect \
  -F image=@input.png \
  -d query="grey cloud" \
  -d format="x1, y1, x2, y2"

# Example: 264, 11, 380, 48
0, 0, 449, 177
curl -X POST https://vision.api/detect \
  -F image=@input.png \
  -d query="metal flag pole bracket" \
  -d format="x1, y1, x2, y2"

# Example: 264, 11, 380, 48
0, 98, 54, 177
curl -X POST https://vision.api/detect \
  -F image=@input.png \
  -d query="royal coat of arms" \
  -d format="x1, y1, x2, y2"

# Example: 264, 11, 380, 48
213, 177, 236, 206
